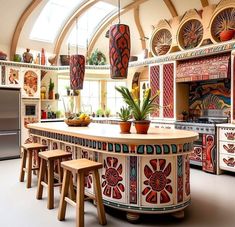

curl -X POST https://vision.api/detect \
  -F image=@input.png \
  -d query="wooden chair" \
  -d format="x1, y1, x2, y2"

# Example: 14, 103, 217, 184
58, 158, 107, 227
19, 143, 48, 188
36, 149, 73, 209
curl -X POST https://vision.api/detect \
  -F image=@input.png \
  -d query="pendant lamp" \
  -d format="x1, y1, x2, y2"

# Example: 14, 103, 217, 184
70, 17, 85, 90
109, 0, 130, 79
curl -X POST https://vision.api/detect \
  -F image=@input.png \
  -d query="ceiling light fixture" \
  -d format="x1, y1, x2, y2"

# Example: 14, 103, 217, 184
109, 0, 131, 79
70, 17, 85, 90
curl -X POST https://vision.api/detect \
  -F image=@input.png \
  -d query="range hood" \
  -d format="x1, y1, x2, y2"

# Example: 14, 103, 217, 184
176, 53, 231, 82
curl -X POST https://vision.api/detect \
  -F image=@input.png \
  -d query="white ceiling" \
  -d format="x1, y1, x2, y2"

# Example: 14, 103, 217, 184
0, 0, 222, 61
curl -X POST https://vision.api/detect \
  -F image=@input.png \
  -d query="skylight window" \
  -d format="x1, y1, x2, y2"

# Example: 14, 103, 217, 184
67, 1, 116, 48
30, 0, 85, 43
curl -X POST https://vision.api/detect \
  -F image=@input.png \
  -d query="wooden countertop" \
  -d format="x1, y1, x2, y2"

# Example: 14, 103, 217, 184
28, 122, 198, 145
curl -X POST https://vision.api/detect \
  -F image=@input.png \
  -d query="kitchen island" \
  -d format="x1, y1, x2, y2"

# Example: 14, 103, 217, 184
28, 122, 198, 221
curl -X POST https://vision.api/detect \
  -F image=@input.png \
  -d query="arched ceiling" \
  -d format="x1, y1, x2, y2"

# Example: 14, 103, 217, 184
0, 0, 222, 62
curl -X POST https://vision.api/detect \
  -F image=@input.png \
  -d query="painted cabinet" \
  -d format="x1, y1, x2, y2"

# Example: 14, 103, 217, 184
149, 62, 175, 120
218, 125, 235, 172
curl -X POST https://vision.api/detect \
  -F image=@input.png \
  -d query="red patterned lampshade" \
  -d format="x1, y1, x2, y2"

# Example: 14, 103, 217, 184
70, 54, 85, 90
109, 24, 131, 79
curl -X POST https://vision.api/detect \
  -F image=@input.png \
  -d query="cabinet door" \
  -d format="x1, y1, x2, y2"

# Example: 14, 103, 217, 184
150, 65, 160, 117
163, 63, 174, 118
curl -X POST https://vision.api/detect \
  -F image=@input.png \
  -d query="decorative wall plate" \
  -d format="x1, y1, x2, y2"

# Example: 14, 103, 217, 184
178, 19, 203, 50
210, 7, 235, 43
151, 29, 172, 56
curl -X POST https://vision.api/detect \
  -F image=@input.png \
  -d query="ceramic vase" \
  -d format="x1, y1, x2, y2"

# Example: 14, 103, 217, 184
23, 48, 33, 63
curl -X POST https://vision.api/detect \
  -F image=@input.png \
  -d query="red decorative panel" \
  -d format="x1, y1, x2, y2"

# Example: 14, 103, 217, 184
233, 56, 235, 121
185, 155, 190, 197
190, 146, 202, 163
102, 157, 125, 200
202, 134, 216, 173
150, 65, 160, 117
142, 158, 173, 204
163, 63, 174, 118
176, 53, 230, 82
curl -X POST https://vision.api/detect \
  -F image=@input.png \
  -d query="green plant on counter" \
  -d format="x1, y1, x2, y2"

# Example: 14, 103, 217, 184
118, 106, 131, 121
105, 108, 111, 117
87, 49, 106, 65
115, 86, 159, 121
96, 108, 104, 117
49, 78, 54, 91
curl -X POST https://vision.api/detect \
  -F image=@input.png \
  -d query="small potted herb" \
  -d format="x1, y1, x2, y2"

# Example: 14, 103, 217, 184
118, 106, 131, 133
48, 78, 54, 99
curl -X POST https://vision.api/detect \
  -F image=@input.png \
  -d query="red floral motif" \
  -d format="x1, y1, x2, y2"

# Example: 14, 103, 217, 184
142, 159, 172, 204
225, 132, 235, 140
223, 144, 235, 153
102, 157, 125, 199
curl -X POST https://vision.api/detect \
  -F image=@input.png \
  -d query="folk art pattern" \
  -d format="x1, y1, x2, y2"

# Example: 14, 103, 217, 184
142, 158, 173, 205
163, 63, 174, 118
30, 131, 192, 212
29, 128, 194, 155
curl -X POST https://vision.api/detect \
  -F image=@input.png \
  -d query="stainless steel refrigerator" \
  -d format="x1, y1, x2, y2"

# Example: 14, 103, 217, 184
0, 88, 21, 160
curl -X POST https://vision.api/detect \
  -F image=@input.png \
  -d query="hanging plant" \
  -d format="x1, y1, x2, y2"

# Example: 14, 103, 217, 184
87, 49, 107, 65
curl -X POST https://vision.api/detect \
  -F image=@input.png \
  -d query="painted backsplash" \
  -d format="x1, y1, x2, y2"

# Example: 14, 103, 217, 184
189, 79, 231, 116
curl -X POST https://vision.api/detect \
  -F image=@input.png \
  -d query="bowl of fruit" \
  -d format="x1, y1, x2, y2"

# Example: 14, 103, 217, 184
64, 113, 92, 127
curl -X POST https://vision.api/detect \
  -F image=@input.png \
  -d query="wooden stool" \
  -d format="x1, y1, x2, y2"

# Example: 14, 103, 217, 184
19, 143, 48, 188
36, 149, 73, 209
58, 158, 107, 227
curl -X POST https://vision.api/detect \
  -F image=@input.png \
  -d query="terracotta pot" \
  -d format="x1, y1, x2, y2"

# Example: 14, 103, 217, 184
133, 120, 150, 134
48, 90, 54, 99
119, 121, 131, 134
220, 30, 235, 42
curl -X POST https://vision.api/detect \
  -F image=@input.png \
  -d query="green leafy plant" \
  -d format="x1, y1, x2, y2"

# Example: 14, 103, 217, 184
96, 108, 104, 117
115, 86, 159, 121
105, 108, 111, 117
118, 106, 131, 121
49, 78, 54, 91
87, 49, 106, 65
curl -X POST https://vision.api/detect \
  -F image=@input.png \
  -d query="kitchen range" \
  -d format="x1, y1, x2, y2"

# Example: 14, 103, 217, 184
175, 110, 228, 174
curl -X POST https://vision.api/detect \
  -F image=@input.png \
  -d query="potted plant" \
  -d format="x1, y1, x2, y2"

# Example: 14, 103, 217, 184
115, 86, 159, 134
65, 86, 70, 96
96, 108, 104, 117
48, 78, 54, 99
105, 108, 111, 117
87, 49, 107, 65
118, 106, 131, 133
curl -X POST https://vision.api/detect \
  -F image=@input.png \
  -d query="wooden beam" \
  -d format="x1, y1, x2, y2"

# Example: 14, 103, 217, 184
134, 6, 146, 50
163, 0, 178, 17
200, 0, 209, 7
88, 0, 149, 56
10, 0, 43, 60
53, 0, 98, 59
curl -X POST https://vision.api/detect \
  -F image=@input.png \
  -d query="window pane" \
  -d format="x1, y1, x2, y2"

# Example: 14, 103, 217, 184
67, 1, 116, 47
30, 0, 85, 42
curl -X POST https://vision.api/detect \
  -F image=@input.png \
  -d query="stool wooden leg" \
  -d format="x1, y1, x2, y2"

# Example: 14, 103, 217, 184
76, 172, 85, 227
36, 158, 46, 200
48, 160, 54, 209
26, 150, 33, 188
93, 170, 107, 225
58, 158, 63, 193
58, 170, 70, 221
19, 149, 27, 182
69, 175, 76, 202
